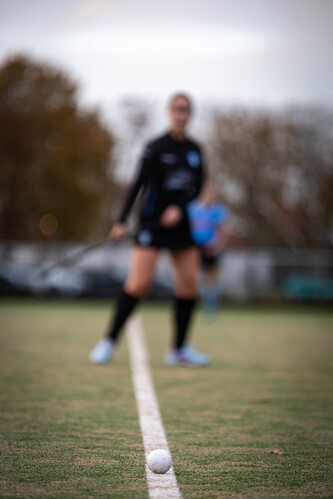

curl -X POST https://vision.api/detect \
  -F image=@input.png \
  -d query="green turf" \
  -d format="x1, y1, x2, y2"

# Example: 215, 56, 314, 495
0, 299, 332, 498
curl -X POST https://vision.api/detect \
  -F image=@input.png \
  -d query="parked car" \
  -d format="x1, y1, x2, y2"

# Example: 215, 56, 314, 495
0, 261, 173, 299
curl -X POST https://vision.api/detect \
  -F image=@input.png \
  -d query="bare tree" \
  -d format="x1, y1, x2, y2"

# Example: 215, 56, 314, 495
208, 108, 333, 248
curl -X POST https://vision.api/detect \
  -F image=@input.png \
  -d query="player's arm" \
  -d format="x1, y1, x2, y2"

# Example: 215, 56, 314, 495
214, 224, 231, 252
206, 208, 231, 256
109, 144, 154, 240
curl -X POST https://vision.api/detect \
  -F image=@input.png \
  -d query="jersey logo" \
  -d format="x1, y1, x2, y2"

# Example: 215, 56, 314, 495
160, 153, 177, 165
138, 229, 153, 246
187, 150, 201, 168
163, 169, 193, 191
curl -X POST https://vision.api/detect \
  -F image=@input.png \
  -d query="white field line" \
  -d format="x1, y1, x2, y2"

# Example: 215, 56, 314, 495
127, 315, 182, 499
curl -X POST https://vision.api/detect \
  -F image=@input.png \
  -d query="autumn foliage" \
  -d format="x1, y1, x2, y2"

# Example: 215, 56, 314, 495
0, 55, 115, 240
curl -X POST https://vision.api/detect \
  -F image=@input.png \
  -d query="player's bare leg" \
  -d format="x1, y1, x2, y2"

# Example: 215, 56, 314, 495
124, 246, 159, 297
90, 246, 159, 364
202, 263, 219, 317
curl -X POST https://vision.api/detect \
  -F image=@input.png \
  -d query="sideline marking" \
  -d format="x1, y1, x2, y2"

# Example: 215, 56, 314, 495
127, 315, 182, 499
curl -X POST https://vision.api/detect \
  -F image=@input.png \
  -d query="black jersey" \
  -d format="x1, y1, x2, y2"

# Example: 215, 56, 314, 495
118, 132, 204, 249
119, 133, 204, 223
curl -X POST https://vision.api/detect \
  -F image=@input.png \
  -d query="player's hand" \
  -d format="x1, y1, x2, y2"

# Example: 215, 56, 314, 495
160, 205, 183, 228
108, 223, 126, 241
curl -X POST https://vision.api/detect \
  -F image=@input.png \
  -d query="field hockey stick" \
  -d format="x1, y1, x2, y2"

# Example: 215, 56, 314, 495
38, 218, 162, 277
38, 238, 110, 277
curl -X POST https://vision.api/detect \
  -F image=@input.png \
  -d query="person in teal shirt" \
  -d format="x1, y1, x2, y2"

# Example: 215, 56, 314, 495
188, 185, 230, 316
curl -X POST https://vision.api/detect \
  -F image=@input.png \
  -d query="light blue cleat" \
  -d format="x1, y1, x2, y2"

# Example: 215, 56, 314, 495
165, 345, 210, 367
89, 338, 114, 364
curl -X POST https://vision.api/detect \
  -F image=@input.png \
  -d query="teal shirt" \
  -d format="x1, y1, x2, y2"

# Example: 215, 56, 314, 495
188, 201, 229, 246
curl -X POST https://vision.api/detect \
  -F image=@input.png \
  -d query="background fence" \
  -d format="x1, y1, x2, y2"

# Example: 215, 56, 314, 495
1, 242, 332, 303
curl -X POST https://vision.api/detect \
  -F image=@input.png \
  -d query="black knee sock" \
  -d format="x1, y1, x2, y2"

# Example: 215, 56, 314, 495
173, 297, 197, 350
106, 289, 139, 342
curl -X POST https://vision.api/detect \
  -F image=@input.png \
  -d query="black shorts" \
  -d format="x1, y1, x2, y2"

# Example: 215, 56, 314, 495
201, 253, 218, 269
200, 249, 223, 269
135, 219, 194, 250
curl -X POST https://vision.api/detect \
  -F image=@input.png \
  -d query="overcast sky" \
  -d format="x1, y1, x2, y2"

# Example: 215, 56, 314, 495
0, 0, 332, 110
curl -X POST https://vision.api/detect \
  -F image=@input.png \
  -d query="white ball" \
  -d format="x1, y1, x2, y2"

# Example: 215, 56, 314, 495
147, 449, 172, 474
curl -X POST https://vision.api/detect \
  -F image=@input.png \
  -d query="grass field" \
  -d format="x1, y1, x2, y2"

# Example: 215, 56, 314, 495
1, 299, 333, 498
